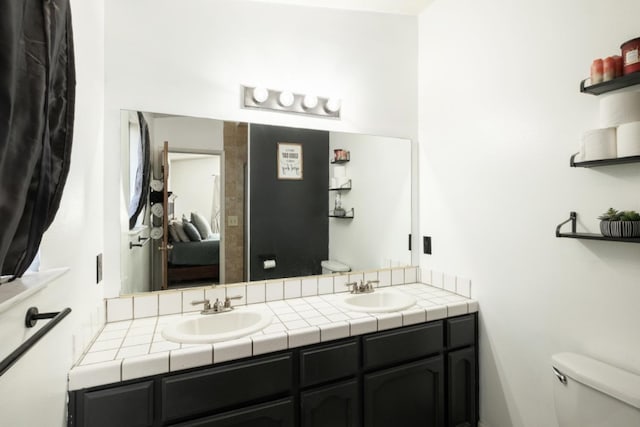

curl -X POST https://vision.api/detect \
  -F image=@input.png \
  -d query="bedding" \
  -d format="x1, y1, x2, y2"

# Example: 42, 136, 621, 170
168, 235, 220, 266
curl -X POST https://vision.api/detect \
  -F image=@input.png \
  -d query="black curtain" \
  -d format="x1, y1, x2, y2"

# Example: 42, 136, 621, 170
0, 0, 76, 279
129, 112, 151, 229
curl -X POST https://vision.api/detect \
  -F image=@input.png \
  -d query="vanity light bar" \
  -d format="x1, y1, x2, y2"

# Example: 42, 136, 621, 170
242, 86, 341, 119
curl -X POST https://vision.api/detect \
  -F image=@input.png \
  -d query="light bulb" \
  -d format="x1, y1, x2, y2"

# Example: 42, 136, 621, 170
302, 94, 318, 110
325, 97, 342, 113
278, 91, 295, 107
252, 87, 269, 104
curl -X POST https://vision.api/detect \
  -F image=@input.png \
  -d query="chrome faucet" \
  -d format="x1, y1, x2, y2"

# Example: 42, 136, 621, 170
224, 295, 243, 308
191, 299, 212, 314
345, 280, 377, 294
192, 295, 244, 314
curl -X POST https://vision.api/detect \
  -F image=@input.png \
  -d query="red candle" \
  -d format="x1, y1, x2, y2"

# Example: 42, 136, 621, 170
603, 57, 615, 81
591, 59, 603, 84
613, 55, 623, 77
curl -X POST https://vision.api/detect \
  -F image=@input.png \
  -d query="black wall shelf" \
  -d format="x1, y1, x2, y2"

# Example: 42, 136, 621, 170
570, 153, 640, 168
580, 71, 640, 95
329, 208, 354, 219
556, 212, 640, 243
329, 180, 352, 191
330, 159, 349, 165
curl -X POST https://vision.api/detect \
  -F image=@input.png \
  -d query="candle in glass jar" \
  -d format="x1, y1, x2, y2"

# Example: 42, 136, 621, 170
603, 57, 615, 81
613, 55, 623, 77
591, 59, 603, 84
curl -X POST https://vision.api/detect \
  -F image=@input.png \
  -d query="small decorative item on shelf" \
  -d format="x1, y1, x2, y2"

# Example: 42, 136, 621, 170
621, 37, 640, 75
598, 208, 640, 238
333, 193, 346, 217
332, 149, 350, 162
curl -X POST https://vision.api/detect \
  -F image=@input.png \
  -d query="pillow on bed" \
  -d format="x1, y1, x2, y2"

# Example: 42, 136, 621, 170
173, 221, 190, 242
183, 220, 202, 242
191, 212, 213, 239
168, 222, 180, 242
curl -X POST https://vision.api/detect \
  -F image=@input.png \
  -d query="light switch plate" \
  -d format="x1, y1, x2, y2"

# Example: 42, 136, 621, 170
96, 253, 103, 284
423, 236, 432, 255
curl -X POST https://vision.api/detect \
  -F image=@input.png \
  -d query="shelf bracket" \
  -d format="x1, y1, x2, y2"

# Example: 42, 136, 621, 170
569, 153, 578, 167
555, 212, 577, 237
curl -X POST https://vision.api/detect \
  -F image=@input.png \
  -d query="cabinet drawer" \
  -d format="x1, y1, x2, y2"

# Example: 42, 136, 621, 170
446, 314, 476, 349
80, 381, 153, 427
300, 338, 358, 388
170, 398, 294, 427
161, 353, 293, 423
363, 322, 443, 370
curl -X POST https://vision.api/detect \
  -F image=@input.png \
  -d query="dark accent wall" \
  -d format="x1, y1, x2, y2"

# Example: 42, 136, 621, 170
250, 124, 329, 281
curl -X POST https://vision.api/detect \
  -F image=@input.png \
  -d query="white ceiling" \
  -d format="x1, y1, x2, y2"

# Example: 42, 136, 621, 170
247, 0, 433, 15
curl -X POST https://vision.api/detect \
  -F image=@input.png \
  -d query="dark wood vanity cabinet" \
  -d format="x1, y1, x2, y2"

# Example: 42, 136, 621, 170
301, 380, 359, 427
364, 356, 444, 427
68, 313, 478, 427
172, 398, 295, 427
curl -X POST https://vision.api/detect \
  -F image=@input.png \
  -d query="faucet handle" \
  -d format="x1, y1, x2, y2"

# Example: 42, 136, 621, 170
191, 299, 211, 309
224, 295, 243, 308
345, 281, 358, 292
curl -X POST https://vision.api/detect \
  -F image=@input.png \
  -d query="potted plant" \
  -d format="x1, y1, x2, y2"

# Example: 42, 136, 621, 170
618, 210, 640, 237
598, 208, 640, 237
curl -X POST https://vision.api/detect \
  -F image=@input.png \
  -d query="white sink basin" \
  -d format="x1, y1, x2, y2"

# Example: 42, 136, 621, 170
161, 309, 272, 344
337, 288, 416, 313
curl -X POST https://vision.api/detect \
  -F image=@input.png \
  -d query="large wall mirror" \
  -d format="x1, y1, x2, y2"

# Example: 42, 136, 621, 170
120, 110, 412, 295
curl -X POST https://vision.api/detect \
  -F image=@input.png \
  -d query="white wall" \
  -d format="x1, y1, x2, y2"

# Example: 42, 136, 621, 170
169, 156, 221, 222
0, 0, 105, 425
329, 133, 412, 270
104, 0, 418, 297
419, 1, 640, 426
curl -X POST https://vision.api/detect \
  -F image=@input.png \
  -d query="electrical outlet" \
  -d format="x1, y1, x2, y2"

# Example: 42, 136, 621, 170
228, 216, 239, 227
96, 253, 103, 284
423, 236, 432, 255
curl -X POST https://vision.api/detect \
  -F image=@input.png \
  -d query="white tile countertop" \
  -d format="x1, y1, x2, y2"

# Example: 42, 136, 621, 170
68, 281, 478, 391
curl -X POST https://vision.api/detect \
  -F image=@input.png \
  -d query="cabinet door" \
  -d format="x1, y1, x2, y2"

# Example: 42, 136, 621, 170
364, 356, 444, 427
301, 380, 359, 427
77, 381, 154, 427
448, 347, 477, 427
172, 398, 294, 427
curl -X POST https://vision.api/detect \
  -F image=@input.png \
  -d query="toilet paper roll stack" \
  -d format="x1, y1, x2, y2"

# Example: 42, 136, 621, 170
580, 127, 617, 161
617, 121, 640, 157
576, 90, 640, 161
331, 177, 350, 188
599, 90, 640, 128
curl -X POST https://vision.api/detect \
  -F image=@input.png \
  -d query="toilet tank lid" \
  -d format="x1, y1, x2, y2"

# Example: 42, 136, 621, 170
321, 260, 351, 272
552, 352, 640, 410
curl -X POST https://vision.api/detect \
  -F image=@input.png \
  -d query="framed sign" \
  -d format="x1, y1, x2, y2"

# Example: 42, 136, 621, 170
277, 142, 303, 180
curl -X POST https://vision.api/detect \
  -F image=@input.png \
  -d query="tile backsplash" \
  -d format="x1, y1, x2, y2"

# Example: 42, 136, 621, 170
106, 266, 473, 323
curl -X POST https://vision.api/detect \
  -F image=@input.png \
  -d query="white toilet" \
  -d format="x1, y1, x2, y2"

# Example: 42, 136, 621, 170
552, 352, 640, 427
321, 259, 351, 275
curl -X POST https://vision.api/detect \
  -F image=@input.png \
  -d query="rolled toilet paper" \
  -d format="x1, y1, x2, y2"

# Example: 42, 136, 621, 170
599, 90, 640, 127
334, 177, 350, 188
616, 121, 640, 158
333, 165, 346, 178
581, 127, 616, 161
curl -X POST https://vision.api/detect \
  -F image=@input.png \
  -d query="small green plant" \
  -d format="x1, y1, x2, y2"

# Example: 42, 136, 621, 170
598, 208, 622, 221
620, 210, 640, 221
